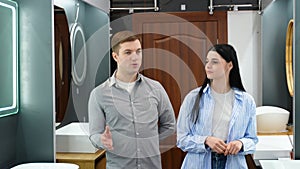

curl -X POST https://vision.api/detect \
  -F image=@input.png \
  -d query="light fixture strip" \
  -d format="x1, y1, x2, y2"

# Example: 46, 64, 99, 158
0, 1, 17, 112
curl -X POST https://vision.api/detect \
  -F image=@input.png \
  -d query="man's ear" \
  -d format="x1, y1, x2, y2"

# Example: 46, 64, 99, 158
112, 52, 118, 62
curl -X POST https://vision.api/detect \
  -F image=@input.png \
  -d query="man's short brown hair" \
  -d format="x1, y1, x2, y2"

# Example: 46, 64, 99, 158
111, 31, 141, 54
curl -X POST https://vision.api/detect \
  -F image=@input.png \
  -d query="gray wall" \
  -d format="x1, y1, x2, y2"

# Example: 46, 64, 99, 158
0, 0, 54, 168
0, 115, 18, 168
294, 0, 300, 159
0, 0, 110, 168
15, 0, 54, 165
262, 0, 293, 121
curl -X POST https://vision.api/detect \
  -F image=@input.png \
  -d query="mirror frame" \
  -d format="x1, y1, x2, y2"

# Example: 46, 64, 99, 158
286, 19, 294, 97
70, 22, 87, 86
0, 0, 18, 117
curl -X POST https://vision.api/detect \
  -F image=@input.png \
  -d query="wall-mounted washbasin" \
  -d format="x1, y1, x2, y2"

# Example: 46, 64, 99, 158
254, 135, 292, 162
56, 122, 97, 153
11, 163, 78, 169
256, 106, 290, 133
260, 160, 300, 169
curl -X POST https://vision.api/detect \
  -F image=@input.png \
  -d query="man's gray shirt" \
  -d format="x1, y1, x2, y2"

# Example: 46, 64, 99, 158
88, 73, 176, 169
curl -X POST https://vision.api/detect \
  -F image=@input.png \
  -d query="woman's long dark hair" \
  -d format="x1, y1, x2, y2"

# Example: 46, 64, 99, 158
190, 44, 246, 124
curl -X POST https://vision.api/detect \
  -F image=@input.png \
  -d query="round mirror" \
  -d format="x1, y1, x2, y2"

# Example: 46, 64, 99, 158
285, 19, 294, 97
70, 23, 87, 86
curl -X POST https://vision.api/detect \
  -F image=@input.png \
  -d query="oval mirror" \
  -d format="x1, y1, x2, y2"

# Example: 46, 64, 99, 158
70, 22, 87, 86
285, 19, 294, 97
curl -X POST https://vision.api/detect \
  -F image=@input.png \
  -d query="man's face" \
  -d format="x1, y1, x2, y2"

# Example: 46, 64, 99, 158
113, 39, 142, 78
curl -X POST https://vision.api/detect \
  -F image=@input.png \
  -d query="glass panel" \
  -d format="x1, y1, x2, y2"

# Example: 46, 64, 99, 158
0, 0, 18, 117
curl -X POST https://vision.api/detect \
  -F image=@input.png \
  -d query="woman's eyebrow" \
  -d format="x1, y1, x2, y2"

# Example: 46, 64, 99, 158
208, 58, 219, 61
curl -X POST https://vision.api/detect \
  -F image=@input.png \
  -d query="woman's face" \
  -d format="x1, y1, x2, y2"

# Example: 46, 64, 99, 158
205, 51, 232, 81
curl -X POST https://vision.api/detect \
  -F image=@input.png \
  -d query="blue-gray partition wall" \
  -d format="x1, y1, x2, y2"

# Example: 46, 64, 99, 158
15, 0, 55, 165
262, 0, 293, 121
0, 0, 54, 168
294, 0, 300, 159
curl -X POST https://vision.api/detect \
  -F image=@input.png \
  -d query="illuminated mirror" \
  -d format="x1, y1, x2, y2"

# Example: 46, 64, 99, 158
0, 0, 18, 117
285, 19, 293, 97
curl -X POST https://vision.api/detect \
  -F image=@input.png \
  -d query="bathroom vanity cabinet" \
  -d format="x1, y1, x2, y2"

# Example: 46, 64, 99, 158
56, 149, 106, 169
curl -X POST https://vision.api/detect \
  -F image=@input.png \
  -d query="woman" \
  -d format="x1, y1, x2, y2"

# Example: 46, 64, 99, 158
177, 44, 258, 169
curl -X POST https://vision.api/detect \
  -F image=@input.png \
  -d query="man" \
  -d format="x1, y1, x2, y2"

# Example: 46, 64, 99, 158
88, 30, 176, 169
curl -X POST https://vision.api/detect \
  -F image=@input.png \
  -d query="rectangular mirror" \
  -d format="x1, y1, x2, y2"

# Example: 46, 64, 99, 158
0, 0, 18, 117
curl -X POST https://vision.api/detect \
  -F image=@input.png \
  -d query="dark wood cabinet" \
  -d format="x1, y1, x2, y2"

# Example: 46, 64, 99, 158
54, 7, 71, 122
133, 11, 228, 168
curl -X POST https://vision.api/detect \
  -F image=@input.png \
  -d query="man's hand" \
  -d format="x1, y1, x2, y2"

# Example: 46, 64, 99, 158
224, 140, 243, 155
205, 136, 227, 154
101, 126, 114, 150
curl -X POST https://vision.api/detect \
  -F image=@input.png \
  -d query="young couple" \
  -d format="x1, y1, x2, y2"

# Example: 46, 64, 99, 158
89, 30, 258, 169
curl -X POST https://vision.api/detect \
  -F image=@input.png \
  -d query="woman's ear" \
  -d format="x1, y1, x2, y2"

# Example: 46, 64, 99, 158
228, 61, 233, 71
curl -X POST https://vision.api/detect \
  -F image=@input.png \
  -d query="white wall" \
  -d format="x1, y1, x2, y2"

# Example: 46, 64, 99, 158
228, 11, 262, 106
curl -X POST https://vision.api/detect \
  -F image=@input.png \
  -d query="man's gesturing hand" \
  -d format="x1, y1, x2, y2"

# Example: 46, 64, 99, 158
101, 126, 114, 150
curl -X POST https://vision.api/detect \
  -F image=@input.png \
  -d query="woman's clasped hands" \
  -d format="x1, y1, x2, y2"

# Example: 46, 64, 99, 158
205, 136, 243, 155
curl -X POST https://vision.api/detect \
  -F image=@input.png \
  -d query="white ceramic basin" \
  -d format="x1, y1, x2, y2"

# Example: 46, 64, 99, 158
56, 122, 98, 153
11, 163, 78, 169
254, 135, 293, 166
259, 160, 300, 169
254, 135, 292, 160
256, 106, 290, 133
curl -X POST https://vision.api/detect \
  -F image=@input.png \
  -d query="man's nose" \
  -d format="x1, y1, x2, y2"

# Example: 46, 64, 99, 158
131, 52, 139, 60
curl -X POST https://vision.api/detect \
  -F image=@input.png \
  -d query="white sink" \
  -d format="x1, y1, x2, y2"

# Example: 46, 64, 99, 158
256, 106, 290, 133
56, 122, 98, 153
11, 163, 78, 169
259, 160, 300, 169
254, 135, 293, 166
